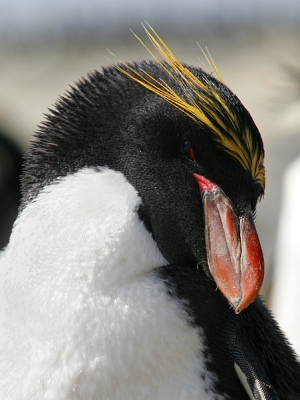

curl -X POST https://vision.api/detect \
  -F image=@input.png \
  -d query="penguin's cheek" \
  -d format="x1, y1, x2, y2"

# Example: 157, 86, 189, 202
152, 194, 205, 266
131, 162, 205, 266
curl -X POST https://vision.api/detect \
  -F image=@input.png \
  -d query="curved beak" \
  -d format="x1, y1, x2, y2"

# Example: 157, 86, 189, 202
194, 174, 264, 314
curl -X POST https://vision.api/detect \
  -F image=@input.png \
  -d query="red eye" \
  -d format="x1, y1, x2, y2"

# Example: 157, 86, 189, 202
183, 141, 195, 161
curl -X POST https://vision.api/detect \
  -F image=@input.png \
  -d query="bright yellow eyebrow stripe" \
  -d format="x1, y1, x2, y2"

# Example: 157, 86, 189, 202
115, 24, 265, 191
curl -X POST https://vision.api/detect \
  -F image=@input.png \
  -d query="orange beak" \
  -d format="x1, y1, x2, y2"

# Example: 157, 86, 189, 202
194, 174, 264, 314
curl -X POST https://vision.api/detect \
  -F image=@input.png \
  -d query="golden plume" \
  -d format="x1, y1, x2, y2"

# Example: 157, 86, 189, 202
114, 24, 265, 190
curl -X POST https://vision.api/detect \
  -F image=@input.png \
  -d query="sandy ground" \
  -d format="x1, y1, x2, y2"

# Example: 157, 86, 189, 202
1, 26, 300, 301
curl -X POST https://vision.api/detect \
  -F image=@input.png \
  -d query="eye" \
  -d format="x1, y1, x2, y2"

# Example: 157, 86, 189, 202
182, 141, 195, 161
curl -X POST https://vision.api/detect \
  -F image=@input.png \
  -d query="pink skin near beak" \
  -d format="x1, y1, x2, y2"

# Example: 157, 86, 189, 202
194, 174, 264, 314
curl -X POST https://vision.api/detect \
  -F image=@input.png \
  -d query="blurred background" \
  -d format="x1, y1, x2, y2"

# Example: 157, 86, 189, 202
0, 0, 300, 353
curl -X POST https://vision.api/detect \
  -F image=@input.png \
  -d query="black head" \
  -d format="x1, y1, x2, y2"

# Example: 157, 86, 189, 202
21, 33, 264, 303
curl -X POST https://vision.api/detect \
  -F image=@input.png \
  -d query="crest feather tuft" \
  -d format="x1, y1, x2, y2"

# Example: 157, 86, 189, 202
113, 24, 265, 190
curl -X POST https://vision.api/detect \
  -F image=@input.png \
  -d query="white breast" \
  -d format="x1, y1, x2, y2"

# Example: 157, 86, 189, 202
0, 167, 223, 399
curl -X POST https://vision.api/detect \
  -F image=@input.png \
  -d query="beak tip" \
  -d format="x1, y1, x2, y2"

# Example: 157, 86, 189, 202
228, 297, 241, 311
234, 303, 246, 314
232, 282, 262, 314
227, 296, 247, 314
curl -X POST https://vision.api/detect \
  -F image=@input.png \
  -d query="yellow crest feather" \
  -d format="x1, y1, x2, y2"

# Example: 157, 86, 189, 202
114, 24, 265, 190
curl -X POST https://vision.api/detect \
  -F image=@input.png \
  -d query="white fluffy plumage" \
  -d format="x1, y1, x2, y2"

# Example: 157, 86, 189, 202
0, 167, 223, 399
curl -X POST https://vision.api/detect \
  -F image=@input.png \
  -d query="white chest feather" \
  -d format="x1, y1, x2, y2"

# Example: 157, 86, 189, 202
0, 168, 223, 399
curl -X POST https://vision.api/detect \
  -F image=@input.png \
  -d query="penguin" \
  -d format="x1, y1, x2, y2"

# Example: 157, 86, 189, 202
0, 27, 300, 399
